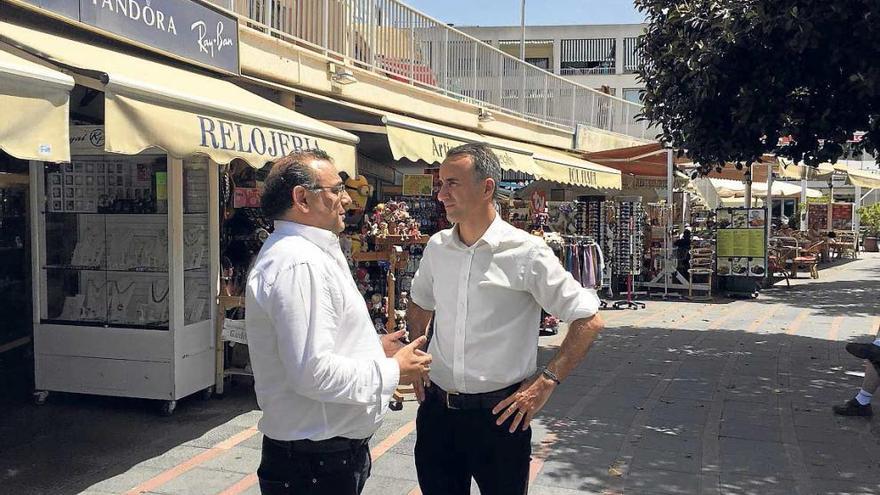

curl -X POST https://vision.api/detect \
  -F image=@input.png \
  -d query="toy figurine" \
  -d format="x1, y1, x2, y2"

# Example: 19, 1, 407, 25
371, 203, 386, 225
378, 221, 390, 239
407, 220, 421, 240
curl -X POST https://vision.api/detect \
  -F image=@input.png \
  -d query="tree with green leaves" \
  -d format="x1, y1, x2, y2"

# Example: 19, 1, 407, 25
635, 0, 880, 174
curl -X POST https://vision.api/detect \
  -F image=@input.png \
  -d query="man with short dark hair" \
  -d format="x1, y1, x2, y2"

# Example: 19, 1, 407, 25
407, 143, 605, 495
246, 150, 432, 495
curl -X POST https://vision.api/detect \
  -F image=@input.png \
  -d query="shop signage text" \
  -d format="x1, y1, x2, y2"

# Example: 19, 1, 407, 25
431, 137, 457, 160
69, 125, 105, 153
568, 167, 598, 186
18, 0, 239, 74
197, 116, 324, 159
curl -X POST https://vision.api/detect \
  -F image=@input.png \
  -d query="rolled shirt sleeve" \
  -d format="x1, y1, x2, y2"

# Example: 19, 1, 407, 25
525, 243, 600, 322
409, 241, 436, 310
267, 262, 400, 406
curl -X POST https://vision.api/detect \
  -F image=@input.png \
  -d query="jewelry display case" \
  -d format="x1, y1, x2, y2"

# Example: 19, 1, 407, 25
31, 151, 218, 415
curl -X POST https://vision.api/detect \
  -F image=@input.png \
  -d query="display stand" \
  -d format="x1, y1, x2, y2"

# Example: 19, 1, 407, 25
30, 155, 218, 415
353, 235, 428, 411
215, 295, 250, 396
613, 212, 646, 310
642, 203, 689, 298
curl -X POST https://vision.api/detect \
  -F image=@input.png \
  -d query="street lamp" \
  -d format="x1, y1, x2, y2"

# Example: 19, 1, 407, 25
520, 0, 525, 61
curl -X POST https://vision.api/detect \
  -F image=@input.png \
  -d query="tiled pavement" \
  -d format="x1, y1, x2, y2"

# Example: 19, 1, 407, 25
2, 254, 879, 494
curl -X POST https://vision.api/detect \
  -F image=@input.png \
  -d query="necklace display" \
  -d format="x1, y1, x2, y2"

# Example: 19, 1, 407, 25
108, 279, 136, 322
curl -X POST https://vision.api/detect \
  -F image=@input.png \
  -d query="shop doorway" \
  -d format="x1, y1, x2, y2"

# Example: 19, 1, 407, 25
0, 151, 34, 402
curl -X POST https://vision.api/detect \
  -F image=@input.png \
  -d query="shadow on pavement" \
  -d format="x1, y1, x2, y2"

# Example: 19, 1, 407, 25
532, 324, 880, 495
0, 372, 258, 495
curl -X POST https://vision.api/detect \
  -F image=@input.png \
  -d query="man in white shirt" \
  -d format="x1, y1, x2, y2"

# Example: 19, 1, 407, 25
246, 150, 432, 495
407, 143, 605, 495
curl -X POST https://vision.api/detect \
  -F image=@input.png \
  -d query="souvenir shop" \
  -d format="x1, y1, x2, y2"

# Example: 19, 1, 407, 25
0, 13, 359, 414
514, 160, 707, 302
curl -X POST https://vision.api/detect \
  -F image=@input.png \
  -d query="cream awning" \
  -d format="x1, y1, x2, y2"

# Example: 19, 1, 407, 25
775, 158, 880, 189
707, 178, 822, 199
383, 116, 621, 189
848, 168, 880, 189
0, 20, 358, 173
0, 42, 73, 162
575, 126, 654, 153
513, 142, 622, 190
382, 114, 536, 175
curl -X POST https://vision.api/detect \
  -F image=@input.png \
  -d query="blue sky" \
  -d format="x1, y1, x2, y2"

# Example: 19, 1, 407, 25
401, 0, 644, 27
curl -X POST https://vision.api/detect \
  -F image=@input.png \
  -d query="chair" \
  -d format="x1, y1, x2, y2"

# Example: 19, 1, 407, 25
767, 248, 791, 288
829, 231, 858, 259
790, 248, 819, 279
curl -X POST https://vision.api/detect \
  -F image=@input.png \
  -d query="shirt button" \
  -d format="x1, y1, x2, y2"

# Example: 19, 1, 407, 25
283, 482, 289, 488
319, 461, 324, 466
312, 478, 318, 484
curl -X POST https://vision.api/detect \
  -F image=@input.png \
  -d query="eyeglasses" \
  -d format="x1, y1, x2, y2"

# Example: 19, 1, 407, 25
308, 183, 347, 195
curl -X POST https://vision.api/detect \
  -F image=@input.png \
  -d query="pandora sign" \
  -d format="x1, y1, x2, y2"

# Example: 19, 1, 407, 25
19, 0, 240, 74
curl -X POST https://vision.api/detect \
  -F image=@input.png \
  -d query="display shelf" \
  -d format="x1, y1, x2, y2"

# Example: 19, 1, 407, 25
44, 265, 168, 273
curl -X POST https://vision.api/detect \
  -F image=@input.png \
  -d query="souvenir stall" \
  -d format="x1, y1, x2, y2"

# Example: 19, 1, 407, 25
0, 19, 358, 414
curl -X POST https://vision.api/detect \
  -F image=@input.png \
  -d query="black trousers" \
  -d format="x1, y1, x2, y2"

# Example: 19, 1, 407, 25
257, 436, 371, 495
414, 388, 532, 495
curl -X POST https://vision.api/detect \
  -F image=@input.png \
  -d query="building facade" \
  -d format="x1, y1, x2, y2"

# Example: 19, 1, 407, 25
458, 24, 647, 104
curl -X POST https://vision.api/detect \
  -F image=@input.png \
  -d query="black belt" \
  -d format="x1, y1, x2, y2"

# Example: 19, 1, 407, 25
266, 436, 370, 454
428, 382, 522, 410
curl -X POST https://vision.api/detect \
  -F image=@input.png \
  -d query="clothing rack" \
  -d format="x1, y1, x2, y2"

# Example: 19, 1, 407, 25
559, 234, 609, 309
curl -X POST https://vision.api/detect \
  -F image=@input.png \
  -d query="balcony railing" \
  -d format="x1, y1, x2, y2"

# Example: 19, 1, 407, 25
210, 0, 650, 140
560, 66, 617, 76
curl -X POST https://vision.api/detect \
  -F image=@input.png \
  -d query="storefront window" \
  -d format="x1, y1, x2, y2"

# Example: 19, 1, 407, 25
42, 155, 169, 329
183, 158, 210, 325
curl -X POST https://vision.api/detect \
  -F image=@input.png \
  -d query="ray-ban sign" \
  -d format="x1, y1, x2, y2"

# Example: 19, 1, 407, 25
19, 0, 239, 74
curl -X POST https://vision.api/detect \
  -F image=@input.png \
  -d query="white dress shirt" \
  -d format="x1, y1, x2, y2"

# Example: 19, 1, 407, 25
410, 214, 600, 394
246, 221, 399, 441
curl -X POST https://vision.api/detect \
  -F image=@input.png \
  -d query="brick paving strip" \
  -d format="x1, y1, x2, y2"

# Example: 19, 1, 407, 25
123, 427, 259, 495
214, 420, 418, 495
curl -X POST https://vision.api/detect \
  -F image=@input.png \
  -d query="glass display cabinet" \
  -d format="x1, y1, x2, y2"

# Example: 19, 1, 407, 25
30, 151, 218, 415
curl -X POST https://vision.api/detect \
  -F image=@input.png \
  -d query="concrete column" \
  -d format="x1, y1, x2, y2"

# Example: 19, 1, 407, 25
552, 38, 561, 75
615, 36, 625, 75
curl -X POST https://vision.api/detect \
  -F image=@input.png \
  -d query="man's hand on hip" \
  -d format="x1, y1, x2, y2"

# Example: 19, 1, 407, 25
394, 336, 432, 385
492, 375, 557, 433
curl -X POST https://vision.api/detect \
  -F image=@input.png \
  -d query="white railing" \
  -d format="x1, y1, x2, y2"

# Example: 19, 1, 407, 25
213, 0, 650, 140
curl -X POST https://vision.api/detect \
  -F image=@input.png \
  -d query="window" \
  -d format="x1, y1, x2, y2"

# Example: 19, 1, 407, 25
623, 36, 644, 73
560, 38, 616, 75
623, 88, 644, 104
525, 57, 550, 70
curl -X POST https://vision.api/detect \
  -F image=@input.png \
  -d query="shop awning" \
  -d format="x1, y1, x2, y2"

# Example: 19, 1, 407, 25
382, 114, 535, 175
282, 88, 621, 189
0, 20, 359, 173
576, 126, 654, 153
775, 158, 880, 189
511, 142, 622, 190
0, 42, 73, 162
582, 142, 673, 177
705, 177, 822, 200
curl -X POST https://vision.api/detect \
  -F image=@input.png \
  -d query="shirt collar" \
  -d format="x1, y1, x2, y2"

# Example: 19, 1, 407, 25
273, 220, 339, 251
452, 213, 505, 250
